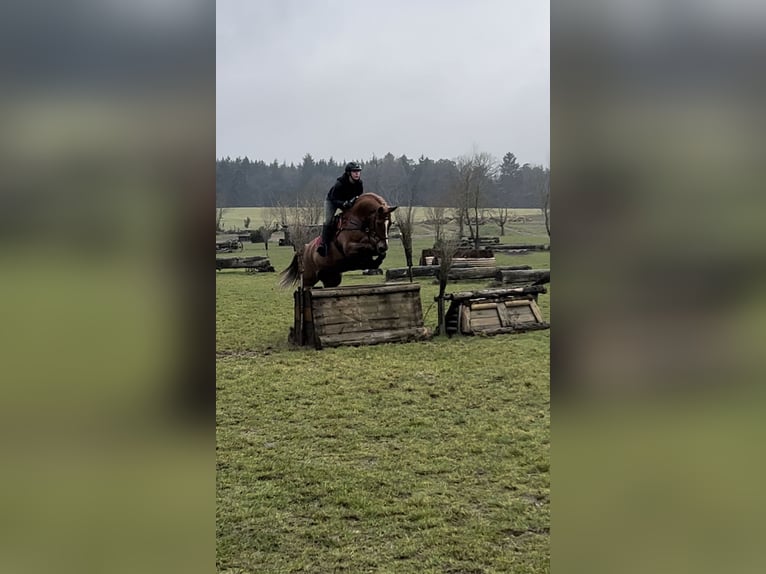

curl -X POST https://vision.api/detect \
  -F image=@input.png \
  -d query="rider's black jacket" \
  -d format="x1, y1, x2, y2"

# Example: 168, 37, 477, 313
327, 174, 364, 209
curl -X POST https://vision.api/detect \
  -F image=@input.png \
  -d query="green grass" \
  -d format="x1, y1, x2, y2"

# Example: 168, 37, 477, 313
217, 228, 550, 573
218, 206, 546, 239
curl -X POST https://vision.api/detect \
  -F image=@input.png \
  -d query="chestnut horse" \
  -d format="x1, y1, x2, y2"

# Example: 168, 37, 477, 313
279, 193, 398, 288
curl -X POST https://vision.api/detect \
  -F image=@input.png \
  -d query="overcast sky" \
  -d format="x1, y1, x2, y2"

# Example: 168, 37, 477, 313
217, 0, 549, 167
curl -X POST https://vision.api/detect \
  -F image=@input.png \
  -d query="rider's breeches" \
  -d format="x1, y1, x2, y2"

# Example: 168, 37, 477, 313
323, 199, 336, 227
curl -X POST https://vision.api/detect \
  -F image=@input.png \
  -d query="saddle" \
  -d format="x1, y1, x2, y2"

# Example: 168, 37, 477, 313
332, 209, 355, 234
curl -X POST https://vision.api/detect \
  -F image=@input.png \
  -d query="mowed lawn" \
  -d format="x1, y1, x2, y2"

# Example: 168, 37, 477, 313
216, 227, 550, 573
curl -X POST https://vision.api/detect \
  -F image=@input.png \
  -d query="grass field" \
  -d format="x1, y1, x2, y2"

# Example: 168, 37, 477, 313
216, 224, 550, 573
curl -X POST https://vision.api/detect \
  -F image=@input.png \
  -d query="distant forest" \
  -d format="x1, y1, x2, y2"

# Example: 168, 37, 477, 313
216, 152, 549, 209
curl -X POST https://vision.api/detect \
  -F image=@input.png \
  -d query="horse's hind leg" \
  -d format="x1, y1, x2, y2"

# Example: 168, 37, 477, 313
319, 272, 342, 288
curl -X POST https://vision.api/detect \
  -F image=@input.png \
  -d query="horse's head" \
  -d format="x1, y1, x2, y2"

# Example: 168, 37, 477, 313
370, 203, 398, 255
350, 194, 398, 256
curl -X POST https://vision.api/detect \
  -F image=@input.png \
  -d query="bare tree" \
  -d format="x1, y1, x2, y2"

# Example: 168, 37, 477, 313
452, 152, 498, 249
425, 206, 448, 243
296, 175, 326, 226
297, 197, 323, 226
271, 203, 290, 228
488, 207, 510, 237
448, 205, 467, 240
449, 163, 472, 242
254, 225, 274, 251
262, 212, 278, 233
394, 207, 415, 282
377, 154, 417, 278
540, 175, 550, 238
216, 207, 227, 232
283, 194, 323, 253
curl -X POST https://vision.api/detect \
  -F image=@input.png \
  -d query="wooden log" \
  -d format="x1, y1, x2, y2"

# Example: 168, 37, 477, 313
385, 265, 532, 281
441, 285, 547, 302
419, 248, 494, 265
451, 258, 497, 268
292, 288, 303, 346
459, 236, 500, 246
449, 267, 503, 280
494, 269, 550, 285
386, 266, 437, 279
215, 256, 273, 271
466, 323, 550, 335
309, 282, 420, 299
492, 244, 550, 252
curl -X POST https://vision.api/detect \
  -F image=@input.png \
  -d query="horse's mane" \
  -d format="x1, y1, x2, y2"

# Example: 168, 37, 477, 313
354, 192, 389, 212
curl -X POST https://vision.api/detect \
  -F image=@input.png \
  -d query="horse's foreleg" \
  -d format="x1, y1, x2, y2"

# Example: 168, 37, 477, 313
368, 252, 386, 269
343, 241, 375, 257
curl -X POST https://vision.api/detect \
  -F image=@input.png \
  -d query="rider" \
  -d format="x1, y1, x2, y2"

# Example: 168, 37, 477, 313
317, 161, 364, 256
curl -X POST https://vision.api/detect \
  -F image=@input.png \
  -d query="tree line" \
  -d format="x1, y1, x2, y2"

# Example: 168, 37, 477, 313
216, 151, 549, 210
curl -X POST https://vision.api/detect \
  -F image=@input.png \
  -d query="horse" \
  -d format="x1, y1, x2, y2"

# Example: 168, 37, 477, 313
279, 192, 398, 288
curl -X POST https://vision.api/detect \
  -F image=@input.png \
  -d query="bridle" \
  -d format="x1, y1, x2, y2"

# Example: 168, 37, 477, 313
339, 207, 390, 246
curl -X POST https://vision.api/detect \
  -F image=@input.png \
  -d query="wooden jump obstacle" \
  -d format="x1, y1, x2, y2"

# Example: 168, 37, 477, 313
291, 283, 430, 349
440, 285, 549, 337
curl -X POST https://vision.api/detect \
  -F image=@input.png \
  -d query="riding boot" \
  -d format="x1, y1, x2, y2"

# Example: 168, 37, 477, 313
317, 224, 333, 257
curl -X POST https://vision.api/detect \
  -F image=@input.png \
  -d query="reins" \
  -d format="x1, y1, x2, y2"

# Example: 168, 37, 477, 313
337, 208, 388, 245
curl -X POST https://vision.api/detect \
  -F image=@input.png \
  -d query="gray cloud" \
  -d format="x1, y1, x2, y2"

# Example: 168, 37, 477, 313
217, 0, 549, 166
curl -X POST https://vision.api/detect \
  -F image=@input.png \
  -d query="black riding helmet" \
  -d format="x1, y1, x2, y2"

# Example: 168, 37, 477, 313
345, 161, 362, 173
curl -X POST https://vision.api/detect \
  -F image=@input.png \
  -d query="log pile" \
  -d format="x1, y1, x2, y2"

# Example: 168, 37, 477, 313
492, 244, 550, 253
385, 265, 531, 281
494, 268, 550, 286
215, 256, 275, 272
419, 248, 494, 266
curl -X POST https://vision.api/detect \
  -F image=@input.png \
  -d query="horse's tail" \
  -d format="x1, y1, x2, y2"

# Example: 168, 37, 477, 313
279, 252, 301, 288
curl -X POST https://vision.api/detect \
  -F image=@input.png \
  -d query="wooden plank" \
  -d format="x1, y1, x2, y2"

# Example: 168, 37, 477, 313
312, 312, 422, 332
444, 285, 546, 301
492, 244, 550, 251
452, 257, 497, 267
459, 304, 470, 334
528, 300, 544, 323
506, 307, 536, 323
386, 265, 533, 281
312, 297, 418, 319
292, 289, 301, 345
497, 302, 511, 327
317, 327, 431, 348
469, 302, 498, 311
420, 248, 495, 265
317, 318, 419, 336
309, 283, 419, 298
495, 269, 550, 285
470, 323, 550, 335
470, 316, 503, 329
